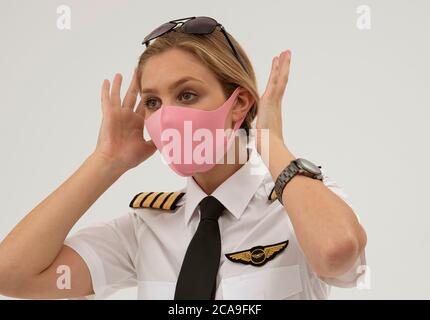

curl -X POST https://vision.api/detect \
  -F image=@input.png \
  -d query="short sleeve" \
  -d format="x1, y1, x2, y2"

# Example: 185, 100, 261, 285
317, 168, 367, 288
63, 212, 139, 299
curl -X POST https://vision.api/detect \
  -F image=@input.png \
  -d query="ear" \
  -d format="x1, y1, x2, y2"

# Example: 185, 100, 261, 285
231, 88, 255, 122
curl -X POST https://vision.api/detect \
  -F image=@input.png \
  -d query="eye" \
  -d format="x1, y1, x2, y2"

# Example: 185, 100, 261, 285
179, 91, 197, 102
144, 97, 161, 110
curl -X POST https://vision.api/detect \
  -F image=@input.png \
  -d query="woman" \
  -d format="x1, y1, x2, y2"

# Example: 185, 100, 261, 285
0, 16, 367, 300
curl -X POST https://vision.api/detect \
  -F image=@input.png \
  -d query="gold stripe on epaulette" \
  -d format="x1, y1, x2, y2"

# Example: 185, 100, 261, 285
129, 191, 185, 210
151, 191, 173, 209
142, 192, 163, 208
129, 192, 153, 208
268, 186, 277, 201
162, 191, 185, 210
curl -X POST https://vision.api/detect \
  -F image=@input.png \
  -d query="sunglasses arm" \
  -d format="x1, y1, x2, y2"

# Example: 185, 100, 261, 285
169, 16, 196, 24
219, 26, 247, 73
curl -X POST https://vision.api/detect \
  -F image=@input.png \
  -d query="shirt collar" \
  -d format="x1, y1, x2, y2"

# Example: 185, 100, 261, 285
183, 145, 268, 226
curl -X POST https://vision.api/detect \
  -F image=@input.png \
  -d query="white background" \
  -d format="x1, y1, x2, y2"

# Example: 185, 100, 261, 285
1, 0, 429, 299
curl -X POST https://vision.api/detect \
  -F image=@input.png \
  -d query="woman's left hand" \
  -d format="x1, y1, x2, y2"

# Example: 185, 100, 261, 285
255, 50, 291, 154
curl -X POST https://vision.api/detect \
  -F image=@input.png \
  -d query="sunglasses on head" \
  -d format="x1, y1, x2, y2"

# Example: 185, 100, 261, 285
142, 16, 247, 72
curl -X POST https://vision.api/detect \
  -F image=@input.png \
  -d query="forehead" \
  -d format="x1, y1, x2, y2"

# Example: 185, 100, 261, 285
140, 48, 218, 90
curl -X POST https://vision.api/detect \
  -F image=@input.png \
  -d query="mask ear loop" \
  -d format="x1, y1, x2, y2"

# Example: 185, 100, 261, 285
223, 87, 248, 158
226, 86, 246, 136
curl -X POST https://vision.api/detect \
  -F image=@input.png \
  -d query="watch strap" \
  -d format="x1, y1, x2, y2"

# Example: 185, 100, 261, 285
274, 159, 323, 204
274, 160, 300, 203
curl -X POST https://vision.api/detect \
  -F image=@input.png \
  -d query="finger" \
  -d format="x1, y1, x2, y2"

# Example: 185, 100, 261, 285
122, 68, 139, 110
144, 139, 156, 150
101, 79, 111, 112
277, 50, 291, 96
135, 98, 146, 118
262, 55, 280, 100
110, 73, 123, 108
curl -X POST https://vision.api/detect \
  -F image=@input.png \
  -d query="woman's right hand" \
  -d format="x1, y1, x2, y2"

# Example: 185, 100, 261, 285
93, 69, 157, 172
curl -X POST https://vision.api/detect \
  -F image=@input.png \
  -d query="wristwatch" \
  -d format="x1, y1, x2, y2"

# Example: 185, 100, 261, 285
274, 158, 323, 203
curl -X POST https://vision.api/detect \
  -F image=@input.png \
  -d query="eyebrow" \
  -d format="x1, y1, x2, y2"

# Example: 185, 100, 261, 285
140, 76, 204, 94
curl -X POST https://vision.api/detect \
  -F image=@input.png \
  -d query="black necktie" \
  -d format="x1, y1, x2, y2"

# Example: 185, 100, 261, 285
174, 195, 225, 300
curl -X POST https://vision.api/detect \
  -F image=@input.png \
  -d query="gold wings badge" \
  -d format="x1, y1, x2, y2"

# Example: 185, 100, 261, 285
225, 240, 289, 267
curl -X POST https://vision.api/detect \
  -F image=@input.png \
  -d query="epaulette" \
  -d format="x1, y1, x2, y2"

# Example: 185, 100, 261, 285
268, 186, 277, 201
129, 191, 185, 211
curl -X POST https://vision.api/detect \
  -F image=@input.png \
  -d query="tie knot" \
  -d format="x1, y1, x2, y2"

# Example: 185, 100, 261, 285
199, 196, 225, 221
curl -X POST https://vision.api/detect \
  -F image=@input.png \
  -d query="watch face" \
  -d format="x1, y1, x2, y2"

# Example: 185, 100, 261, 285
296, 158, 321, 175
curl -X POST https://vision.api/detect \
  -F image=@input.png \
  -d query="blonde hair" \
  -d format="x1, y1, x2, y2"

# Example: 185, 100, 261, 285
136, 26, 259, 136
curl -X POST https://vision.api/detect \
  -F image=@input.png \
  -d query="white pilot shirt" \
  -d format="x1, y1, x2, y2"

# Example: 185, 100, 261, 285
64, 145, 366, 300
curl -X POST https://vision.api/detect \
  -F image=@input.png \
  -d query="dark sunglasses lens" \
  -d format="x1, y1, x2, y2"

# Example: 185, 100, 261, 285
144, 22, 176, 42
183, 17, 217, 34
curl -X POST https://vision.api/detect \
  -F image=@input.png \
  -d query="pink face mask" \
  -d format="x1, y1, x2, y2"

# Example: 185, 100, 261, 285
145, 86, 245, 177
